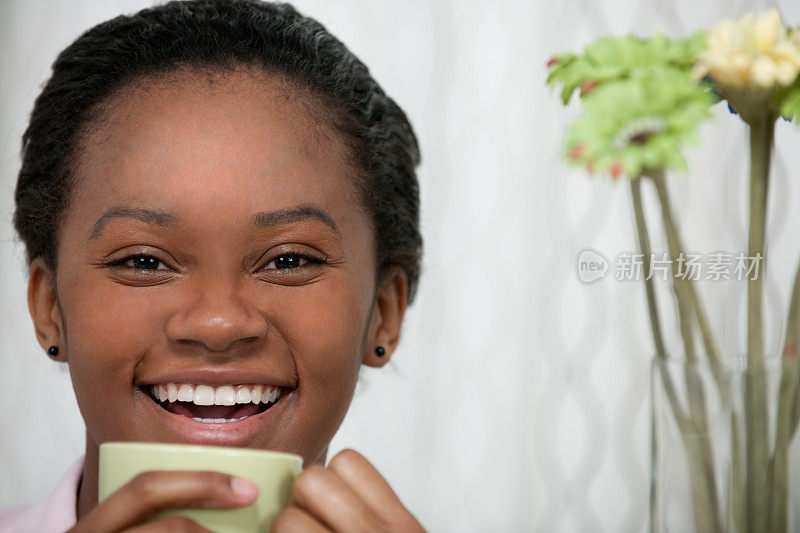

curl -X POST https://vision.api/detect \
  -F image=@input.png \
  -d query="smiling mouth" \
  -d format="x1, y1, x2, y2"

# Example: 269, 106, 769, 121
145, 383, 282, 423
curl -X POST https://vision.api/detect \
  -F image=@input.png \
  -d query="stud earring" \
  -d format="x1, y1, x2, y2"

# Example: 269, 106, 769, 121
375, 346, 386, 357
47, 346, 59, 357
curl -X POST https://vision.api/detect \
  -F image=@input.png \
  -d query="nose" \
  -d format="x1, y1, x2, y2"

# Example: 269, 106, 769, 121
165, 280, 268, 352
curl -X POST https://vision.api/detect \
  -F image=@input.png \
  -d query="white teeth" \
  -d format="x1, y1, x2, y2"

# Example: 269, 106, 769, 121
236, 387, 252, 404
191, 417, 248, 423
177, 384, 194, 402
252, 385, 263, 404
149, 383, 282, 406
193, 385, 215, 406
214, 386, 236, 406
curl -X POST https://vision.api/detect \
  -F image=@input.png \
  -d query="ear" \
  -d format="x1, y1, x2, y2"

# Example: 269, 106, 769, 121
362, 265, 409, 368
28, 256, 65, 362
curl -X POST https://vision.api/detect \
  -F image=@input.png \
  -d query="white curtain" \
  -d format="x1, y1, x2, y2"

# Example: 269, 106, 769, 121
2, 1, 799, 531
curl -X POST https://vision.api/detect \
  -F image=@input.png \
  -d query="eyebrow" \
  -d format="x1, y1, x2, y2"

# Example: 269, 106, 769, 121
88, 204, 340, 239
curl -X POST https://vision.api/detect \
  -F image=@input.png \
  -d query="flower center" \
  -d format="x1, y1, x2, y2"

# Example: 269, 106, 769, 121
612, 116, 668, 150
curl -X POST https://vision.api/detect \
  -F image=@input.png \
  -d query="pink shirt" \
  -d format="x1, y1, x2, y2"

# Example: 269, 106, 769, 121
0, 456, 84, 533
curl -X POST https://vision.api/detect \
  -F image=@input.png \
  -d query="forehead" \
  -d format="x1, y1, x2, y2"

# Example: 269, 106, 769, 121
66, 65, 363, 230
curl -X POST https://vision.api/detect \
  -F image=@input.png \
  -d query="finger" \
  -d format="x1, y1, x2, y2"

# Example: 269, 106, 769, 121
327, 449, 412, 523
271, 506, 331, 533
123, 515, 214, 533
73, 470, 257, 533
288, 464, 379, 532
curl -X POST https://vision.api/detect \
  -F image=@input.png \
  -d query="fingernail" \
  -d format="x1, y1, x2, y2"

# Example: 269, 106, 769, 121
231, 477, 258, 500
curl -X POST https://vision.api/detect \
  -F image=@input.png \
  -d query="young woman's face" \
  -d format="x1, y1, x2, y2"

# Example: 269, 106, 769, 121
39, 67, 392, 466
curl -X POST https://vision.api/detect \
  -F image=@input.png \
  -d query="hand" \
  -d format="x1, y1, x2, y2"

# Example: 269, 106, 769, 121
272, 449, 425, 532
68, 470, 259, 532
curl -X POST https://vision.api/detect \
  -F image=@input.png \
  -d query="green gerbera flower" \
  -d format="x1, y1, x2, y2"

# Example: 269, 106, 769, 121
565, 68, 715, 179
547, 32, 708, 105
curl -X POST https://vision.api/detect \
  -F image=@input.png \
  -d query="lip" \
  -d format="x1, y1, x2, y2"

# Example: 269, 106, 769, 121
141, 385, 294, 447
138, 368, 296, 388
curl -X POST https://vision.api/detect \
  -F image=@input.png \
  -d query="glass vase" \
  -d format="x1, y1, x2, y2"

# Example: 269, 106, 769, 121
650, 356, 800, 532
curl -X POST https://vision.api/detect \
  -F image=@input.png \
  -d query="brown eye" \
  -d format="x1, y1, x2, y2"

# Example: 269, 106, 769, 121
125, 255, 165, 270
106, 254, 169, 271
265, 253, 311, 270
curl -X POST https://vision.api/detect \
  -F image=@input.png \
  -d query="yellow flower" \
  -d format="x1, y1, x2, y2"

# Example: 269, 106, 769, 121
694, 9, 800, 88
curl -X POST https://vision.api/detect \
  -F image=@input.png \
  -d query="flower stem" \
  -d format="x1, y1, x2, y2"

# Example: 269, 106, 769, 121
770, 256, 800, 533
647, 169, 723, 532
788, 270, 800, 433
630, 176, 696, 532
643, 170, 726, 398
732, 410, 746, 533
630, 177, 668, 359
745, 115, 775, 533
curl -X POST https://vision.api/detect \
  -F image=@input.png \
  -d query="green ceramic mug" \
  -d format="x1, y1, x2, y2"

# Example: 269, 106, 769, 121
99, 442, 303, 533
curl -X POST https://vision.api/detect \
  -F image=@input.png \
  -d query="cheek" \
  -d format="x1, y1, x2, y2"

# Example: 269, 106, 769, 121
59, 278, 159, 414
278, 277, 370, 385
61, 275, 161, 359
273, 279, 370, 460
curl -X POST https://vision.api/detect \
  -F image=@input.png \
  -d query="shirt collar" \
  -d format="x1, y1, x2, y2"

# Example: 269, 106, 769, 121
0, 455, 84, 532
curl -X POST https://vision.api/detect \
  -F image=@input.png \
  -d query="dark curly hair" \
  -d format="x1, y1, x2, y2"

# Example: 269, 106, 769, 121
14, 0, 422, 302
